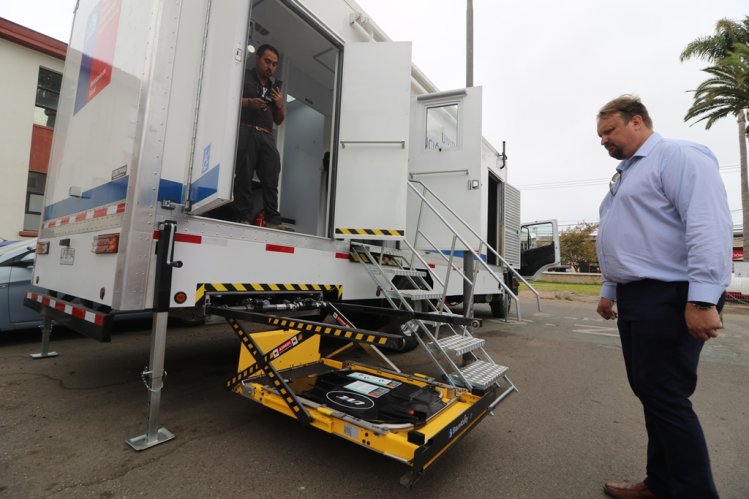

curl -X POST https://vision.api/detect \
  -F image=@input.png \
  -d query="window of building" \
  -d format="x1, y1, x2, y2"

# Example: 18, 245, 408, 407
33, 67, 62, 128
23, 172, 47, 232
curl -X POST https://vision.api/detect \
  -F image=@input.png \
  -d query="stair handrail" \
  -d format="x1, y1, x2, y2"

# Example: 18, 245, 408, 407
408, 180, 542, 317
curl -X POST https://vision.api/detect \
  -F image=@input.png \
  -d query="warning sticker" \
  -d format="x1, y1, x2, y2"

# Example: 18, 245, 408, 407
348, 372, 401, 389
344, 380, 389, 399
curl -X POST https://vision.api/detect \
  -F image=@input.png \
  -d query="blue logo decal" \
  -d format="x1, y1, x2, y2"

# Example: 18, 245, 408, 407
202, 144, 211, 174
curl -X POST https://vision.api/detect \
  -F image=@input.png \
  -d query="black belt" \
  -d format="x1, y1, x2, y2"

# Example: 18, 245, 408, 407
241, 124, 272, 136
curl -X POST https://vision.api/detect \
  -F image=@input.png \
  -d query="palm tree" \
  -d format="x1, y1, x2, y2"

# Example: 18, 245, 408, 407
680, 18, 749, 63
681, 18, 749, 261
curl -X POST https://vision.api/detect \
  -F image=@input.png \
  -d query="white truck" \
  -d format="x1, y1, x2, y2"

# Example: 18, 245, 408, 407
26, 0, 559, 486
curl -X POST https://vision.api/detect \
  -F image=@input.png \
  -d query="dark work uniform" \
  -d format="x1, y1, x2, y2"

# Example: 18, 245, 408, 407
232, 68, 282, 225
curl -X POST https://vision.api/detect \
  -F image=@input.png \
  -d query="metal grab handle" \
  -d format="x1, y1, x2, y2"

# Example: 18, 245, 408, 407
409, 169, 469, 178
340, 140, 405, 149
162, 221, 183, 268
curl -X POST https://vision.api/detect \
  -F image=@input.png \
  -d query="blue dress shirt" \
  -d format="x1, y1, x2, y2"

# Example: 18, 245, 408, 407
597, 133, 732, 303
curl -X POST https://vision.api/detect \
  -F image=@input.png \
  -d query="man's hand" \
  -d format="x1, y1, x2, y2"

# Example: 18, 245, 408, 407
269, 87, 283, 107
597, 298, 618, 320
243, 97, 268, 109
685, 304, 721, 341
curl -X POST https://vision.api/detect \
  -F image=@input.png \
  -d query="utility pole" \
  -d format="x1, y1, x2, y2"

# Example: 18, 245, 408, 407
463, 0, 475, 323
466, 0, 474, 87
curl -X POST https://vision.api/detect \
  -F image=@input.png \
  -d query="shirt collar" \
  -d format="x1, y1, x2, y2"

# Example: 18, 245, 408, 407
618, 132, 662, 172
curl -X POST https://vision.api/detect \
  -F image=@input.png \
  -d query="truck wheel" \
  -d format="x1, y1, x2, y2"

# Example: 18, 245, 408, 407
489, 296, 510, 319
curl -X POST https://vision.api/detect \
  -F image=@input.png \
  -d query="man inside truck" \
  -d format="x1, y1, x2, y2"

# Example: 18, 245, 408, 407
232, 44, 287, 229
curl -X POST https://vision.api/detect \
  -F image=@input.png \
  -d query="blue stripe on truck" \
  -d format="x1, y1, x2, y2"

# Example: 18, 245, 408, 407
44, 175, 129, 220
189, 164, 219, 203
43, 169, 220, 221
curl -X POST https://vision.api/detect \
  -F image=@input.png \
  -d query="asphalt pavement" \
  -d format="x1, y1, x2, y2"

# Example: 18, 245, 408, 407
1, 296, 747, 498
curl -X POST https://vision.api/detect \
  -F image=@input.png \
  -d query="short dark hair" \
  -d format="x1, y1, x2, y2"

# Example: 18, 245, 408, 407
598, 95, 653, 128
256, 44, 280, 59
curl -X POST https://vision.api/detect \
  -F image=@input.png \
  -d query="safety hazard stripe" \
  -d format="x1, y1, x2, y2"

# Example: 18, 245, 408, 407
267, 317, 390, 346
334, 228, 404, 237
349, 251, 400, 266
42, 201, 126, 230
195, 283, 342, 304
25, 291, 106, 326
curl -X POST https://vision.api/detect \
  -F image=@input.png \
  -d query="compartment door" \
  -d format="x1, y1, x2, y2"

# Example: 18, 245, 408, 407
407, 87, 483, 251
333, 42, 412, 240
187, 0, 251, 214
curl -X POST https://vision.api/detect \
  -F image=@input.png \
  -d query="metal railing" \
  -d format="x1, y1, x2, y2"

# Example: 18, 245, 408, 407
407, 179, 542, 320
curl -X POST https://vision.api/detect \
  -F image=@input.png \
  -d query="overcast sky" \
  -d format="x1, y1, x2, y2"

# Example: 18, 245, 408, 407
2, 0, 746, 229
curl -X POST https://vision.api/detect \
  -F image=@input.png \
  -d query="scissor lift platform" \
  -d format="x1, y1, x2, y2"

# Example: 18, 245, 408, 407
213, 305, 503, 487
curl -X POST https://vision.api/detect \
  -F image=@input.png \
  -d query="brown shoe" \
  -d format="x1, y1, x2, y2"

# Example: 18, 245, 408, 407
603, 480, 658, 499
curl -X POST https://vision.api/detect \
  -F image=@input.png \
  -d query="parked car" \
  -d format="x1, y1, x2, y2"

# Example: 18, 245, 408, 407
0, 239, 201, 334
0, 239, 43, 332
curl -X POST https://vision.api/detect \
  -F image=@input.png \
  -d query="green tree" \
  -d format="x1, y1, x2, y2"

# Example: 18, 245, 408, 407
560, 222, 598, 272
681, 17, 749, 261
684, 43, 749, 261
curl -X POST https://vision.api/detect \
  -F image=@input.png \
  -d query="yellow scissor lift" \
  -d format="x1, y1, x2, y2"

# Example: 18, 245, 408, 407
207, 301, 502, 487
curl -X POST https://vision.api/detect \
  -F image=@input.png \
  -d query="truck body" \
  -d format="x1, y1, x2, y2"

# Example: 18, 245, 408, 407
32, 0, 557, 319
26, 0, 560, 484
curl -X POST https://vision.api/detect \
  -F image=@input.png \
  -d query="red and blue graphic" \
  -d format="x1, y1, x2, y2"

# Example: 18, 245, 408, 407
74, 0, 122, 114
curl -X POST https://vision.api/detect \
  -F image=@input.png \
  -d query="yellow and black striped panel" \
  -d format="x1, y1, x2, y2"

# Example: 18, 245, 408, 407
225, 318, 310, 423
349, 252, 400, 267
335, 228, 404, 237
266, 317, 391, 347
226, 329, 308, 389
196, 282, 342, 304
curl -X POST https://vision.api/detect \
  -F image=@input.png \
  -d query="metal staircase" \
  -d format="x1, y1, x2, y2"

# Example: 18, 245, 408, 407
348, 180, 542, 403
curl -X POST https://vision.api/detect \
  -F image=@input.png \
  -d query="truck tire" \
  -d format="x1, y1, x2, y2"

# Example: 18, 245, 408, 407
489, 295, 510, 319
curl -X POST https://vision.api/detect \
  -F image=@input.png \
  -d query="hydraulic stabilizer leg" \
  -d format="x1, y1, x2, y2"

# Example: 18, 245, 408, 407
30, 311, 58, 359
127, 220, 179, 450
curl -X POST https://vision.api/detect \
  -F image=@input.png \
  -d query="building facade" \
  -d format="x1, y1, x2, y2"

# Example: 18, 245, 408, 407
0, 18, 65, 241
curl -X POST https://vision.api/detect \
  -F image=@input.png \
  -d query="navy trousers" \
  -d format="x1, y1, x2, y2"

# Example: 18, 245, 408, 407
616, 280, 719, 499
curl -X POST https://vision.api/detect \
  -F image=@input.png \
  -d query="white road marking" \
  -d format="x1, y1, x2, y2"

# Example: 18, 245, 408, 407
572, 324, 619, 337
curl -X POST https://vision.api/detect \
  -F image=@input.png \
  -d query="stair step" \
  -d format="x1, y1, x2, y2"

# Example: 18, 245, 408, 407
388, 268, 427, 277
437, 335, 485, 355
363, 265, 426, 277
351, 243, 402, 255
389, 289, 444, 300
460, 360, 509, 390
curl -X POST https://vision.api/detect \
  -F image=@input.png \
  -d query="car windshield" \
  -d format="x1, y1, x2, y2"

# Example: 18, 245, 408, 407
0, 239, 36, 258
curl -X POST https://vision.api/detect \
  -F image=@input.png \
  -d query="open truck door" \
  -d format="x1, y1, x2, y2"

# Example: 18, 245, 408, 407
407, 87, 483, 252
333, 42, 412, 240
519, 220, 560, 280
186, 0, 252, 215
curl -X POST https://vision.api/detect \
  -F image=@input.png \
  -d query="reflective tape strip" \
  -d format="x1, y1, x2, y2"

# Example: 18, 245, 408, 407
266, 244, 294, 254
335, 228, 404, 237
43, 202, 126, 230
26, 291, 106, 326
195, 283, 343, 303
151, 231, 202, 244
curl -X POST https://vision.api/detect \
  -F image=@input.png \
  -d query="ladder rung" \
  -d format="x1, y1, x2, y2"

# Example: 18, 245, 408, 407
389, 289, 443, 300
460, 361, 509, 390
437, 335, 485, 355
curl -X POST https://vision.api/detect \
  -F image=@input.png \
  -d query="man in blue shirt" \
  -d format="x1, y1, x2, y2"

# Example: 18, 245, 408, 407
595, 95, 732, 499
